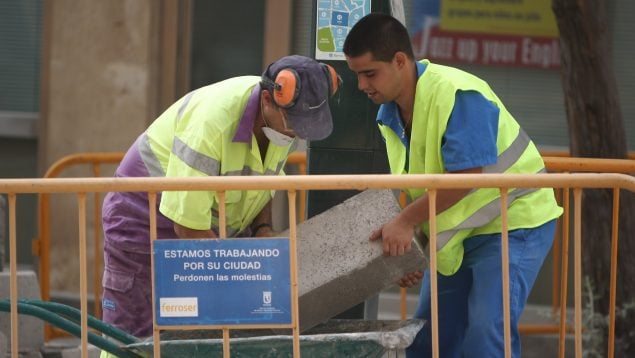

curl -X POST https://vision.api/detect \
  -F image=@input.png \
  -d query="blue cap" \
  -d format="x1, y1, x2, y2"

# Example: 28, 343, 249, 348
262, 55, 337, 141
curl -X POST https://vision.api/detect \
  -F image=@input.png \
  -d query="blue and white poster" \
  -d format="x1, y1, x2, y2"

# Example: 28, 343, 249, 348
316, 0, 371, 60
153, 238, 291, 326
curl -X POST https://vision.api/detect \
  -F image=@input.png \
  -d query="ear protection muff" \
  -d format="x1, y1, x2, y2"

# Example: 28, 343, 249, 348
262, 62, 341, 108
261, 68, 301, 109
322, 63, 341, 97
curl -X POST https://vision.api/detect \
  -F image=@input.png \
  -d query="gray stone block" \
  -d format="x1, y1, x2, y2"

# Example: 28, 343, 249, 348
0, 270, 44, 353
283, 189, 427, 332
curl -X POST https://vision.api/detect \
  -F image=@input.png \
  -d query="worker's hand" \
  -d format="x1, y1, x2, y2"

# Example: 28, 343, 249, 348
396, 270, 424, 288
252, 223, 276, 237
369, 215, 414, 256
254, 226, 276, 237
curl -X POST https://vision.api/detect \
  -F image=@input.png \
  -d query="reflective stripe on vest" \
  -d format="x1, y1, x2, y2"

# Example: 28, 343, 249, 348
483, 129, 530, 174
171, 135, 287, 177
436, 176, 543, 248
172, 136, 221, 176
433, 128, 539, 248
139, 132, 165, 177
176, 91, 195, 123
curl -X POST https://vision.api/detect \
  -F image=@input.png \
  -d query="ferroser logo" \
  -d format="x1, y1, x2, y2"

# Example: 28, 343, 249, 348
159, 297, 199, 317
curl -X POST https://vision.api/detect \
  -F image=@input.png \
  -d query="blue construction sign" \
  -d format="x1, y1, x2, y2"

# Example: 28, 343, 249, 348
153, 238, 291, 326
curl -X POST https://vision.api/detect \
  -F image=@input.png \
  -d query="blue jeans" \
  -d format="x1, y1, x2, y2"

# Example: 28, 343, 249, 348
406, 220, 556, 358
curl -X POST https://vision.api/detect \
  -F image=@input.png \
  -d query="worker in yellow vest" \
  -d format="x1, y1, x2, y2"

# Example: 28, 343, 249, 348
100, 55, 341, 340
344, 13, 562, 357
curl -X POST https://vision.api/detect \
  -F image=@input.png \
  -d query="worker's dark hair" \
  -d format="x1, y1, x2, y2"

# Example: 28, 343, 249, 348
343, 13, 414, 62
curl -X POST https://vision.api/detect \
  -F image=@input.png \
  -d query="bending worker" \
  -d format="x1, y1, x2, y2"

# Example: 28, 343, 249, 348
101, 55, 341, 338
344, 13, 562, 357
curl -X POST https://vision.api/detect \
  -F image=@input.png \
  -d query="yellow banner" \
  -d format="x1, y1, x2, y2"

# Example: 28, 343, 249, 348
440, 0, 558, 37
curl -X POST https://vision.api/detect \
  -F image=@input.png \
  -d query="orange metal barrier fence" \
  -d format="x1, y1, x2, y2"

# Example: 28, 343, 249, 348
33, 153, 122, 339
29, 151, 635, 353
394, 156, 635, 333
4, 172, 634, 358
32, 151, 307, 340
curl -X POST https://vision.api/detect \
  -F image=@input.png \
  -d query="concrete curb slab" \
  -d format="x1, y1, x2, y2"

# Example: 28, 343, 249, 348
283, 189, 427, 331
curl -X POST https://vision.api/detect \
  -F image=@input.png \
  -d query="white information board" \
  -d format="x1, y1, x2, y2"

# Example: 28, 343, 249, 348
315, 0, 371, 60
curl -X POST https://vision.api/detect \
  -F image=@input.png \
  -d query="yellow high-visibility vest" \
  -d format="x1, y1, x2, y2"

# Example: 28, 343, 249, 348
379, 60, 562, 275
142, 76, 294, 236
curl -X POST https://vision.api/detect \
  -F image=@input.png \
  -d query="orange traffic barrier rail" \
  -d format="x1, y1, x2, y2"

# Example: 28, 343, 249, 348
30, 151, 635, 353
33, 151, 307, 340
34, 152, 635, 337
539, 150, 635, 160
395, 157, 635, 330
545, 156, 635, 316
33, 153, 122, 340
540, 156, 634, 358
4, 172, 635, 357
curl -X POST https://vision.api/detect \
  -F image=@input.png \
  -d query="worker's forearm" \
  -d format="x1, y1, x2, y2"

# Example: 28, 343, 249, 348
250, 202, 273, 230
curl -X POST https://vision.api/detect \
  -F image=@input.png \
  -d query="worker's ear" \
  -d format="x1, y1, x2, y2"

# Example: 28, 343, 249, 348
393, 51, 408, 69
260, 89, 275, 108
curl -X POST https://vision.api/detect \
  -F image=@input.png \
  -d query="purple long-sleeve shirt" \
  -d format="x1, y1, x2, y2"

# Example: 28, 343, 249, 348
101, 136, 177, 253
